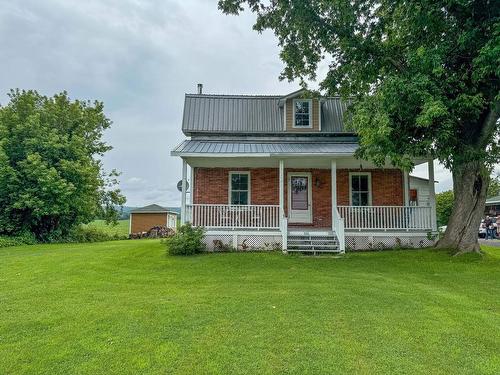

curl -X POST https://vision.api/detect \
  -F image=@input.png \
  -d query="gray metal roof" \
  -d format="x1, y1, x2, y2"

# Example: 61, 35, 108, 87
182, 94, 349, 134
171, 139, 358, 156
130, 204, 178, 215
321, 99, 350, 132
182, 94, 283, 134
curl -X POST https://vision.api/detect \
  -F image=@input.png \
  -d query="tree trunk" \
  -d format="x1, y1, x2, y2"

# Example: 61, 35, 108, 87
436, 160, 489, 254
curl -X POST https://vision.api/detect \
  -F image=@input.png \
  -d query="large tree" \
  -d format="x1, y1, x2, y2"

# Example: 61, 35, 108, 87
219, 0, 499, 253
0, 90, 125, 240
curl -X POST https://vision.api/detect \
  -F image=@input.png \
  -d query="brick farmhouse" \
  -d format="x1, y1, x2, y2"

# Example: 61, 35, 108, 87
172, 86, 437, 252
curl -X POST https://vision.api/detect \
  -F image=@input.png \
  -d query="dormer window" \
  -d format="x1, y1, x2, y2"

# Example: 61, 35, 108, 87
293, 99, 312, 128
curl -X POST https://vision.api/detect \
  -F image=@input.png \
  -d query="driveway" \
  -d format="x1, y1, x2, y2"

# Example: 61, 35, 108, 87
479, 239, 500, 247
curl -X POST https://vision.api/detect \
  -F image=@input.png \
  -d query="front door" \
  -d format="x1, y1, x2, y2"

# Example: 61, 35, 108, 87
288, 173, 312, 223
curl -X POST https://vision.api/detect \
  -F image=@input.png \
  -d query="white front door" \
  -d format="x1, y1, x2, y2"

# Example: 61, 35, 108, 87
288, 172, 312, 223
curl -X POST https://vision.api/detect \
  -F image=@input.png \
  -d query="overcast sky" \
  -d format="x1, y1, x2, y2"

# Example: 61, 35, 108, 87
0, 0, 453, 207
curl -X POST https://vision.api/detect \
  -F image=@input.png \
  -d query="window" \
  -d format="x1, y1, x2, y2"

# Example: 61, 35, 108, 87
229, 172, 250, 205
350, 173, 371, 206
293, 99, 312, 128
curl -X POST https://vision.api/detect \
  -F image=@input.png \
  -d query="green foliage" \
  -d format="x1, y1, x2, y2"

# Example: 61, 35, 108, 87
218, 1, 500, 170
487, 174, 500, 198
83, 219, 129, 238
0, 232, 37, 248
166, 223, 205, 255
0, 90, 126, 241
436, 190, 454, 226
63, 226, 126, 243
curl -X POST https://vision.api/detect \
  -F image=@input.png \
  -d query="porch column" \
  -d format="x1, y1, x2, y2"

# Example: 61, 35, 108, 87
181, 158, 187, 224
279, 159, 285, 223
189, 165, 194, 205
403, 169, 410, 205
428, 159, 437, 231
279, 159, 286, 250
331, 160, 337, 225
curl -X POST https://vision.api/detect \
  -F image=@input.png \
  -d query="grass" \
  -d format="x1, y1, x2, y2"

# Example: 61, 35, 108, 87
0, 242, 499, 374
83, 219, 129, 237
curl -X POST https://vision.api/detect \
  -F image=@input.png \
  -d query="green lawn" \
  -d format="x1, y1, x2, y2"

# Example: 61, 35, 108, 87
83, 219, 129, 237
1, 242, 499, 374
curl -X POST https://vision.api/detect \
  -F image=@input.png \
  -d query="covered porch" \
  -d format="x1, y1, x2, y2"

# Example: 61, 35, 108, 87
173, 140, 437, 252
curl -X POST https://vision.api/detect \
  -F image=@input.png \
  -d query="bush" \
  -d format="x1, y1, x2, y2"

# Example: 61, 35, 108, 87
0, 232, 37, 248
166, 224, 205, 255
62, 226, 126, 243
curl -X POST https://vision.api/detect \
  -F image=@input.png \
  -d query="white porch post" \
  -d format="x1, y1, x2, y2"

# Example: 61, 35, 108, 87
279, 159, 286, 250
428, 159, 437, 231
331, 159, 337, 227
279, 159, 284, 220
189, 165, 194, 205
403, 169, 410, 205
181, 158, 187, 224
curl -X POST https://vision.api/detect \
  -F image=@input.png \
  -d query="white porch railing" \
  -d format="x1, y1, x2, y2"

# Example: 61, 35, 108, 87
338, 206, 432, 231
186, 204, 280, 229
332, 208, 345, 252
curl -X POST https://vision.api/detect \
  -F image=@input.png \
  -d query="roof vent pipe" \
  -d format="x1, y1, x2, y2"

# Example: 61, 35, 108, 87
197, 83, 203, 95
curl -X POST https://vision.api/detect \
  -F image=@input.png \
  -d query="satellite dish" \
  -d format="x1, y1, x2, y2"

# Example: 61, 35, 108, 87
177, 180, 190, 192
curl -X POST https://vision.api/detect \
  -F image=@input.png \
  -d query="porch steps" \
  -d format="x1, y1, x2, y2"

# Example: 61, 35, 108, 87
286, 231, 341, 253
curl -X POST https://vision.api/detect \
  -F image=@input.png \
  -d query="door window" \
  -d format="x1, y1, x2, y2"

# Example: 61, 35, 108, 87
291, 176, 308, 210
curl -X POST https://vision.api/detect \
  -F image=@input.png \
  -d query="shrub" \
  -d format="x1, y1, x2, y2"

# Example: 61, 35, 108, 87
0, 232, 37, 248
166, 224, 205, 255
62, 226, 127, 243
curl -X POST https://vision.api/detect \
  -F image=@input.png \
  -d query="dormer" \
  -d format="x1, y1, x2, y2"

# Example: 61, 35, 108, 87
281, 89, 321, 132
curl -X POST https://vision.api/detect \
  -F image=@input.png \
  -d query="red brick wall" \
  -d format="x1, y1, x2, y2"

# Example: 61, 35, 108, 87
336, 169, 404, 205
193, 168, 279, 204
193, 167, 403, 228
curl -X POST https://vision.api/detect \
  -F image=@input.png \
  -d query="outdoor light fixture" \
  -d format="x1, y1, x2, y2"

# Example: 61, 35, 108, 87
315, 177, 322, 187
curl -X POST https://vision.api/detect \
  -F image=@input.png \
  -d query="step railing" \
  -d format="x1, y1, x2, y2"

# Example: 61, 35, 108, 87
186, 204, 280, 229
281, 208, 288, 251
332, 208, 345, 252
338, 206, 432, 231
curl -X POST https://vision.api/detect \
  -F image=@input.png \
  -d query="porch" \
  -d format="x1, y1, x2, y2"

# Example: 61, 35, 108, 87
181, 159, 437, 252
174, 144, 437, 252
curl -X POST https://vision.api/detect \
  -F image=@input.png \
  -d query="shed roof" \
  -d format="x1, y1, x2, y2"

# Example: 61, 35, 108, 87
171, 139, 358, 156
130, 204, 178, 215
182, 94, 350, 134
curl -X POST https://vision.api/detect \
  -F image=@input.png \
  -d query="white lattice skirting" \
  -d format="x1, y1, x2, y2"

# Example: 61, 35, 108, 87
345, 233, 436, 251
203, 233, 282, 252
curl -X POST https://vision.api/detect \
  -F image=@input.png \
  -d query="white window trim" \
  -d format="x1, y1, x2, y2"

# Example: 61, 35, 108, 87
349, 172, 372, 206
292, 99, 313, 129
228, 171, 251, 205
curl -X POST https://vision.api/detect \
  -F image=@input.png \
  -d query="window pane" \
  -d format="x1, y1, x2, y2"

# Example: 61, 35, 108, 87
352, 193, 360, 206
360, 192, 369, 206
360, 175, 368, 191
351, 175, 359, 191
239, 192, 248, 205
238, 174, 248, 189
231, 192, 239, 205
291, 177, 308, 210
295, 100, 310, 127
